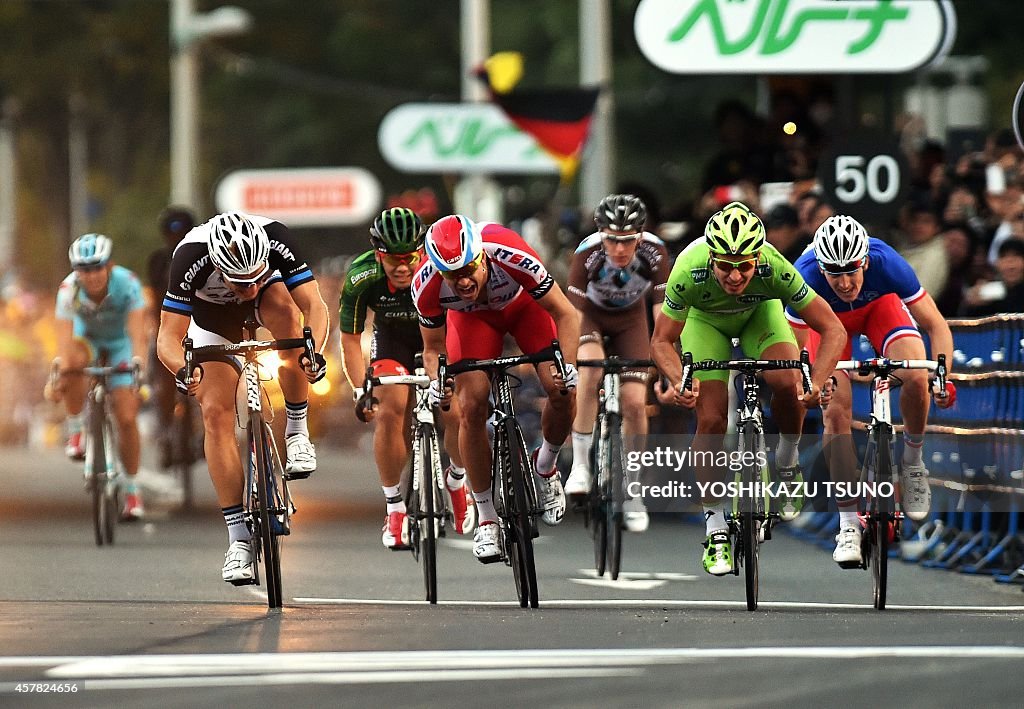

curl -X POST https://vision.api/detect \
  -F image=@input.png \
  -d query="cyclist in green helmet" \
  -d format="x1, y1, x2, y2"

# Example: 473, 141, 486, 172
340, 207, 474, 550
651, 201, 845, 576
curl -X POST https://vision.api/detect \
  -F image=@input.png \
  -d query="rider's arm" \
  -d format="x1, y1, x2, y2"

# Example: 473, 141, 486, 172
54, 317, 74, 368
126, 305, 148, 371
794, 295, 846, 390
535, 283, 580, 364
156, 310, 191, 376
289, 281, 330, 353
907, 293, 954, 374
340, 332, 366, 390
419, 324, 446, 380
651, 309, 685, 387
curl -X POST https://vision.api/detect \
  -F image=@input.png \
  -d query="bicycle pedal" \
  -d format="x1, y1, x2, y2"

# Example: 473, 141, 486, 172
228, 577, 258, 587
387, 543, 412, 552
836, 559, 862, 570
284, 470, 311, 481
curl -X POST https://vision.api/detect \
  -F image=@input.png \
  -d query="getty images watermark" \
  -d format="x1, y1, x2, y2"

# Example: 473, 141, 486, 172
623, 445, 895, 502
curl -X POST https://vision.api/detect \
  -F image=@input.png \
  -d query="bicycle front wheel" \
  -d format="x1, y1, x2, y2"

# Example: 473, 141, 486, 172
872, 430, 892, 611
506, 420, 539, 609
606, 413, 624, 581
249, 416, 282, 609
88, 400, 107, 547
590, 426, 607, 577
417, 422, 439, 604
740, 427, 760, 611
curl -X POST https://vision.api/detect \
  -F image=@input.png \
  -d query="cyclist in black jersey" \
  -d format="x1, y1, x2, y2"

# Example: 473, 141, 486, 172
340, 208, 473, 549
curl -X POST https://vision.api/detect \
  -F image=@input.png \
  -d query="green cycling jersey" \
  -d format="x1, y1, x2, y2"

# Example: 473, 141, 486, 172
661, 238, 816, 323
339, 250, 419, 335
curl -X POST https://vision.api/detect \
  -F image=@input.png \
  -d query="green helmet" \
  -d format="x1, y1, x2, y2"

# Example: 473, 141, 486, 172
369, 208, 425, 254
704, 201, 765, 256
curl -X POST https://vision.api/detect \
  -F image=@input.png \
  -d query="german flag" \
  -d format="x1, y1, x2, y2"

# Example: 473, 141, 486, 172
476, 52, 600, 181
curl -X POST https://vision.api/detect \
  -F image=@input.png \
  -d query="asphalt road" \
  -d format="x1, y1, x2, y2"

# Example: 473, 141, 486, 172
1, 444, 1023, 708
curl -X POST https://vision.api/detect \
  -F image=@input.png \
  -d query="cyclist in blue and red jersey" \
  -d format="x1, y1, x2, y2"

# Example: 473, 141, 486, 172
786, 215, 956, 568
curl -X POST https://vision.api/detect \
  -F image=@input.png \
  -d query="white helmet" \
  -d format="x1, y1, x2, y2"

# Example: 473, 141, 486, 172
207, 212, 270, 276
813, 215, 869, 266
69, 233, 113, 268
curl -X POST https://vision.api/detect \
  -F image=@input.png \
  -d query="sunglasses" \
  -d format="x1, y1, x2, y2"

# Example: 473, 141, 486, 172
601, 230, 641, 243
221, 262, 271, 287
818, 258, 866, 276
439, 252, 485, 281
378, 251, 423, 267
75, 264, 106, 273
710, 256, 758, 274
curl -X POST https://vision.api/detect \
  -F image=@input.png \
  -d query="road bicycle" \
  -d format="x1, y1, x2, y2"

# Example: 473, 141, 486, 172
363, 358, 450, 604
833, 355, 946, 610
681, 351, 811, 611
577, 356, 654, 581
51, 361, 140, 547
184, 320, 319, 610
438, 340, 567, 609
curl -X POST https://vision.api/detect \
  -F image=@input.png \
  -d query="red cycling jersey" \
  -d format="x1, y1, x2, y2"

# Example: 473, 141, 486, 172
412, 223, 557, 361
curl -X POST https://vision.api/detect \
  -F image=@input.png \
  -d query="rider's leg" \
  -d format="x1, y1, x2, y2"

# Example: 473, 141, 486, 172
455, 370, 497, 524
195, 361, 245, 510
109, 387, 141, 476
567, 338, 603, 494
759, 341, 805, 466
374, 384, 413, 507
885, 335, 930, 465
822, 373, 860, 529
61, 340, 91, 456
536, 361, 577, 472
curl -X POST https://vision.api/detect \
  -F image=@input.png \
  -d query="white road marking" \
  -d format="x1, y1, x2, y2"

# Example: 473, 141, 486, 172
291, 597, 1024, 612
575, 569, 698, 581
569, 578, 667, 591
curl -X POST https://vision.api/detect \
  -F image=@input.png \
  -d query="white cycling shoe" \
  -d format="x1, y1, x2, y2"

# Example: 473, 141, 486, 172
833, 526, 863, 568
564, 464, 592, 497
285, 434, 316, 478
900, 462, 931, 522
623, 497, 649, 533
222, 540, 256, 585
473, 523, 502, 564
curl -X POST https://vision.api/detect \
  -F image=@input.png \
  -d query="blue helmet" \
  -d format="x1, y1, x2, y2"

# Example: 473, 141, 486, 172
69, 233, 113, 268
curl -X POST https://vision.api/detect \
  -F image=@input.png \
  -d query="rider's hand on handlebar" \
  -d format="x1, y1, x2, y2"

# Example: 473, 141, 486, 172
428, 377, 454, 409
175, 365, 203, 396
933, 380, 957, 409
551, 362, 579, 391
657, 377, 698, 408
818, 376, 837, 409
353, 387, 377, 423
799, 381, 822, 410
299, 352, 327, 383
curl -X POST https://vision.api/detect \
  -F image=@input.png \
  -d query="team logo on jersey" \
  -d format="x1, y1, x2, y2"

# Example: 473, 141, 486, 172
350, 269, 375, 287
691, 268, 709, 284
791, 284, 809, 303
755, 263, 772, 277
492, 247, 542, 274
701, 291, 711, 301
270, 240, 296, 263
664, 294, 684, 311
781, 271, 793, 281
737, 294, 770, 304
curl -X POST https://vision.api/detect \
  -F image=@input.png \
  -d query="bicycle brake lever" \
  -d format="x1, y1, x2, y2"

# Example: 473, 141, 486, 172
799, 349, 812, 396
680, 352, 694, 394
183, 337, 194, 386
437, 354, 450, 412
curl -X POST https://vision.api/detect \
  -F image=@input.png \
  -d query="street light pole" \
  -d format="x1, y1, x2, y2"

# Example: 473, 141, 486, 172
169, 0, 251, 213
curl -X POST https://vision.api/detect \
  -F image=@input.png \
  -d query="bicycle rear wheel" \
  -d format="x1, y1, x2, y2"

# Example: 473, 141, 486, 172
606, 413, 624, 581
872, 431, 892, 611
590, 425, 607, 577
506, 420, 539, 609
250, 416, 282, 609
88, 400, 107, 547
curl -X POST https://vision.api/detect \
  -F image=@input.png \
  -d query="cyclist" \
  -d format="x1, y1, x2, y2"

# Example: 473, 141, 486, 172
651, 201, 845, 576
341, 207, 475, 550
156, 212, 329, 585
412, 214, 580, 563
146, 206, 196, 469
564, 194, 669, 533
51, 233, 148, 521
786, 214, 956, 567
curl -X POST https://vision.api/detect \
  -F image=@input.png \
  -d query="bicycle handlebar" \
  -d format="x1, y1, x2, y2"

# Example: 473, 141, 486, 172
181, 325, 318, 387
680, 350, 812, 396
577, 357, 655, 371
835, 354, 948, 396
437, 339, 567, 411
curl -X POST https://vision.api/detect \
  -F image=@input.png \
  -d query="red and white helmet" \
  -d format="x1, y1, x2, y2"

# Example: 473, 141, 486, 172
424, 215, 482, 271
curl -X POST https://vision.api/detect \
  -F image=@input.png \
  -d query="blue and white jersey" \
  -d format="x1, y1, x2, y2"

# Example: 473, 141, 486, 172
55, 265, 144, 342
785, 237, 926, 324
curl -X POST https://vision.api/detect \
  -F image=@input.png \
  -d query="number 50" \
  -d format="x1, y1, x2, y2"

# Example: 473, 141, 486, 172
834, 155, 900, 204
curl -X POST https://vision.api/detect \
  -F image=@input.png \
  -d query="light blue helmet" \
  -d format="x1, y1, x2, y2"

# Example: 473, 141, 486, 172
68, 233, 113, 268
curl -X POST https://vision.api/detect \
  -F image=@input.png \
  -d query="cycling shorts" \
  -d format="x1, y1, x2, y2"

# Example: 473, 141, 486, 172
370, 325, 423, 373
680, 300, 797, 384
187, 275, 282, 344
579, 302, 651, 382
802, 293, 920, 364
76, 336, 135, 389
445, 291, 556, 363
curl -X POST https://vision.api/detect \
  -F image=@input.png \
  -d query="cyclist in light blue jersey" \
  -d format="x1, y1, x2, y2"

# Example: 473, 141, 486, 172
50, 233, 148, 520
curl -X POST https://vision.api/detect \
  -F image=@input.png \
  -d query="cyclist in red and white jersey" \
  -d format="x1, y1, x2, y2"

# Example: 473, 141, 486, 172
786, 215, 956, 567
412, 215, 580, 563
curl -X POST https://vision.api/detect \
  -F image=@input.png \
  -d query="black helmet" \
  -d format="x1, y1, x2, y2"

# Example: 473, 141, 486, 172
159, 206, 195, 242
594, 194, 647, 234
369, 208, 426, 254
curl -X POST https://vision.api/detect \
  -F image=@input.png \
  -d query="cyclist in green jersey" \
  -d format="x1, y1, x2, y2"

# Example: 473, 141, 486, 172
340, 208, 473, 550
651, 202, 845, 576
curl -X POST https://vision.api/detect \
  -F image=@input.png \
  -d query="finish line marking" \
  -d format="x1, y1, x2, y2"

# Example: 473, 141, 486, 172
291, 597, 1024, 612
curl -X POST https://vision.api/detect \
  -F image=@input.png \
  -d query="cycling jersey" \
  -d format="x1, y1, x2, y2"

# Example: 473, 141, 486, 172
412, 222, 554, 328
160, 215, 314, 341
55, 265, 144, 388
661, 238, 816, 322
567, 231, 669, 312
339, 250, 419, 335
784, 237, 926, 324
